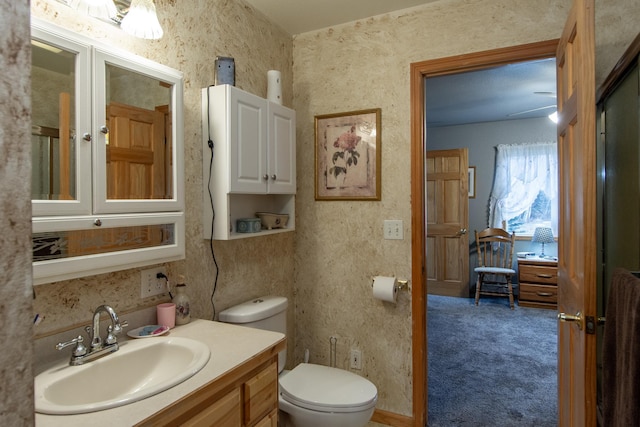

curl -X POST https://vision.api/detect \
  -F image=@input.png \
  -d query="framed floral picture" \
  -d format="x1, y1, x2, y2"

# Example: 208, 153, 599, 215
314, 108, 381, 200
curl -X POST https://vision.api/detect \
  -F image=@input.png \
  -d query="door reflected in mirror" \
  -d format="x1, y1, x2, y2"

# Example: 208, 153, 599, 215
105, 64, 173, 200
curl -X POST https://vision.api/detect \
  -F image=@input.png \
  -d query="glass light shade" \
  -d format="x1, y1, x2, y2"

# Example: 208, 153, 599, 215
69, 0, 118, 21
120, 0, 164, 40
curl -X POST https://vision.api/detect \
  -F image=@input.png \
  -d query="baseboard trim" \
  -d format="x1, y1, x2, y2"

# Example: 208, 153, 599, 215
371, 409, 413, 427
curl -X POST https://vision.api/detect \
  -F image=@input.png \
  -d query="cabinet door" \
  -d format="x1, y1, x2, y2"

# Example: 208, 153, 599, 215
93, 47, 184, 214
267, 103, 296, 194
229, 88, 268, 193
31, 23, 92, 216
244, 362, 278, 426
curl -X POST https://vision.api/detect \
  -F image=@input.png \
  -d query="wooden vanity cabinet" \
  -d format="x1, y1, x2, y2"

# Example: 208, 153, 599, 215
136, 340, 284, 427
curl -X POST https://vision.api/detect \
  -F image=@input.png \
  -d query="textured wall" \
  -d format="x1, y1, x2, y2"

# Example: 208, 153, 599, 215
0, 1, 34, 425
595, 0, 640, 89
292, 0, 572, 416
30, 0, 296, 366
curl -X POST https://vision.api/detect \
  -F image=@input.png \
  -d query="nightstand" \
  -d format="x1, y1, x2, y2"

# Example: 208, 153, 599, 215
517, 256, 558, 309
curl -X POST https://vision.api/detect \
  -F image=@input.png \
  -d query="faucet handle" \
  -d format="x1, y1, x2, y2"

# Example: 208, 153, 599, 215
105, 320, 128, 345
56, 335, 88, 357
112, 319, 128, 335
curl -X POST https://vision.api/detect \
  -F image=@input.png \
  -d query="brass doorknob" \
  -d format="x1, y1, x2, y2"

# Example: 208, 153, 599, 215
558, 311, 583, 330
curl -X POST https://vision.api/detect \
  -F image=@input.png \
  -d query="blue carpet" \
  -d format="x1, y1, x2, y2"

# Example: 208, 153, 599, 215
427, 295, 558, 426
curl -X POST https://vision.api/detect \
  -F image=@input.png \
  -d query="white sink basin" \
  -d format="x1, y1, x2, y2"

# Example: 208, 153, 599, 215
35, 336, 210, 414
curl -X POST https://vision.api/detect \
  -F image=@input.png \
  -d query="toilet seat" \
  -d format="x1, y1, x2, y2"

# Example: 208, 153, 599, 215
279, 363, 378, 414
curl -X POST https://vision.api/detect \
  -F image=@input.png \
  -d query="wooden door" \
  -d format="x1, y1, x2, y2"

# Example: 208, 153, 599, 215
426, 148, 469, 297
556, 0, 597, 425
107, 101, 166, 199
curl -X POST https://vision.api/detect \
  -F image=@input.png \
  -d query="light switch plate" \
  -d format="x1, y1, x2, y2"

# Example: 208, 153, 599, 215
384, 220, 403, 240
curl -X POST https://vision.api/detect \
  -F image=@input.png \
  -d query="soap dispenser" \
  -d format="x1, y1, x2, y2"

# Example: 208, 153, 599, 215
174, 275, 191, 325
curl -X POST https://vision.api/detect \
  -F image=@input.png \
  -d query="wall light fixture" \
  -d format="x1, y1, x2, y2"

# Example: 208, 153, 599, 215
120, 0, 164, 39
68, 0, 118, 21
60, 0, 163, 40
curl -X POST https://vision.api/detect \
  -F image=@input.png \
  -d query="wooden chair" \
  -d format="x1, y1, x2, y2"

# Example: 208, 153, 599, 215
474, 227, 516, 309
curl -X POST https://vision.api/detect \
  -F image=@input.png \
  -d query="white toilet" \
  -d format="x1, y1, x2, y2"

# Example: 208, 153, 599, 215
219, 296, 378, 427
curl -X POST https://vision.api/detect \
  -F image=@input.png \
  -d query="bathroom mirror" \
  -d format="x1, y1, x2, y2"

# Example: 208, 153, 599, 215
31, 18, 185, 285
31, 40, 77, 201
31, 39, 177, 209
103, 62, 173, 200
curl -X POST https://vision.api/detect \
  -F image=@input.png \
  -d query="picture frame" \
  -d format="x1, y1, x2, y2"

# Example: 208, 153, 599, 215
315, 108, 381, 200
468, 166, 476, 198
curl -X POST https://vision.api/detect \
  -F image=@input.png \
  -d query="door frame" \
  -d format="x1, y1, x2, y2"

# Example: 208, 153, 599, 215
409, 39, 559, 426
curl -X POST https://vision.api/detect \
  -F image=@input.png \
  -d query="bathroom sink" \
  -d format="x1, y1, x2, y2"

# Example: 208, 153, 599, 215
35, 336, 210, 415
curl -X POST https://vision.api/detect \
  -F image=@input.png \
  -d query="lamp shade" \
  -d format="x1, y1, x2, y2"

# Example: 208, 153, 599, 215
531, 227, 554, 244
120, 0, 164, 39
69, 0, 118, 21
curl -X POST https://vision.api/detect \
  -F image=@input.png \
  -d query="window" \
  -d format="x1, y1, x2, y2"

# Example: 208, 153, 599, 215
488, 142, 557, 236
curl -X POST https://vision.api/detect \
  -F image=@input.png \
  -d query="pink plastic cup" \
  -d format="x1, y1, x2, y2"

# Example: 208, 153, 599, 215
157, 303, 176, 328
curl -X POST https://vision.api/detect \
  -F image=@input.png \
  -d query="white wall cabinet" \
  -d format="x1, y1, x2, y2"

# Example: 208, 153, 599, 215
202, 85, 296, 240
31, 19, 185, 285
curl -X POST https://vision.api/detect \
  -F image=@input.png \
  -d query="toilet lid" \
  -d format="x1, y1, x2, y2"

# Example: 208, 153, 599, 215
279, 363, 378, 413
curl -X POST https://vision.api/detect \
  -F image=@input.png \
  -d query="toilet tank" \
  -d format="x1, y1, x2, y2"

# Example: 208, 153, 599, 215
219, 296, 287, 371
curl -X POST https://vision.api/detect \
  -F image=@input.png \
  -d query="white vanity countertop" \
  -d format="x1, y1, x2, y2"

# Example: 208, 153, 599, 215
35, 319, 285, 427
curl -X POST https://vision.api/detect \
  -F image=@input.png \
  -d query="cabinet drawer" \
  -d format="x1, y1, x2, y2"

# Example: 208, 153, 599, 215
244, 362, 278, 425
520, 283, 557, 304
519, 264, 557, 284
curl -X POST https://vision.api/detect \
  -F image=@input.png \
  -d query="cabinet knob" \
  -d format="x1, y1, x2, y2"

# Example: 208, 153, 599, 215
94, 219, 102, 227
271, 174, 277, 181
100, 125, 109, 134
82, 133, 92, 142
263, 174, 269, 181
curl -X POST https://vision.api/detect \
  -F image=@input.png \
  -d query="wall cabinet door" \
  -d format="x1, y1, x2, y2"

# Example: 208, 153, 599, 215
228, 87, 268, 193
31, 24, 92, 216
92, 47, 184, 214
268, 102, 296, 194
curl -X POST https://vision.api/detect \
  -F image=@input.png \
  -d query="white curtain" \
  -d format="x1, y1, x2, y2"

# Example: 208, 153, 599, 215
488, 142, 558, 232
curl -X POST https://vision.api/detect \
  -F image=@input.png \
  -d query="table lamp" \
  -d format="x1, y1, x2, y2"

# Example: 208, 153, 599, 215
531, 227, 554, 258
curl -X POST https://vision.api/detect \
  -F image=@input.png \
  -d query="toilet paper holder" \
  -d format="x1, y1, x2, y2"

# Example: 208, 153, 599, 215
370, 277, 409, 291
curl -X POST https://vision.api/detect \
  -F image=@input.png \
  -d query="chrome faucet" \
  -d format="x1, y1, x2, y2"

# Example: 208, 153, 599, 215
56, 305, 128, 366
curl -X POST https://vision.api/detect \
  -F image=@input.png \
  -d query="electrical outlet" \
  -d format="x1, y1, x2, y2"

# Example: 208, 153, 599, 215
350, 349, 362, 370
140, 267, 167, 298
383, 220, 403, 240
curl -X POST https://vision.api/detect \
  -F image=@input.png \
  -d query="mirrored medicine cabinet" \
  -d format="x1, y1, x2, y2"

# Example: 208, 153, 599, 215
31, 18, 185, 285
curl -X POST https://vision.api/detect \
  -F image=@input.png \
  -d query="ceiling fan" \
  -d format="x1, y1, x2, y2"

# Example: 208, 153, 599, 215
507, 91, 557, 117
